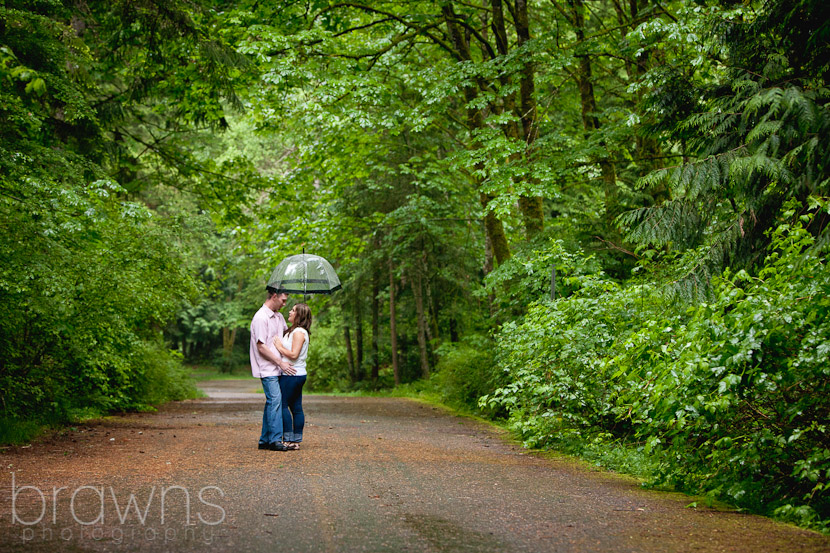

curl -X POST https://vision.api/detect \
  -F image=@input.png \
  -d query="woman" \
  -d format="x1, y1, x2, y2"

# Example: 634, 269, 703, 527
273, 302, 311, 450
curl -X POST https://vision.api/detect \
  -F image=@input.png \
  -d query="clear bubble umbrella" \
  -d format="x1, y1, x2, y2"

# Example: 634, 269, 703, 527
266, 253, 342, 296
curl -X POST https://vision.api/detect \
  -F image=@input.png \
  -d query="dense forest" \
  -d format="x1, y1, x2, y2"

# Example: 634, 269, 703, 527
1, 0, 828, 531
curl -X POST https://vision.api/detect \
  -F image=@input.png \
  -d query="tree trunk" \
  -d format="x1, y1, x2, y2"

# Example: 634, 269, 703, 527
449, 317, 459, 343
514, 0, 545, 237
624, 0, 666, 204
489, 0, 545, 239
481, 193, 511, 265
221, 327, 237, 373
423, 258, 439, 365
344, 326, 355, 383
571, 0, 620, 234
411, 270, 430, 379
371, 269, 380, 381
220, 278, 243, 372
425, 281, 437, 369
483, 221, 497, 318
354, 290, 364, 380
444, 4, 511, 265
389, 260, 400, 386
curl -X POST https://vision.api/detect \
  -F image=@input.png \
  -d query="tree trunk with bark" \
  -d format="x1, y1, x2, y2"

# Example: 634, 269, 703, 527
514, 0, 545, 237
344, 326, 356, 383
570, 0, 620, 235
371, 269, 380, 381
389, 260, 400, 386
354, 290, 363, 380
423, 259, 439, 367
443, 4, 512, 265
221, 327, 237, 373
411, 270, 430, 379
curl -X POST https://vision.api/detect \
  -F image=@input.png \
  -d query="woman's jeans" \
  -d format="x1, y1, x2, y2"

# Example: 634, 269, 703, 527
279, 375, 307, 443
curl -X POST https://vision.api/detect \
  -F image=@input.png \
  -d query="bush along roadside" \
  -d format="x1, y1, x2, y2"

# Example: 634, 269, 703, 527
482, 202, 830, 533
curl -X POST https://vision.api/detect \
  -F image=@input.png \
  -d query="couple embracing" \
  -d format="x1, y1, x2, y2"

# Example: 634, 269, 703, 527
249, 288, 312, 452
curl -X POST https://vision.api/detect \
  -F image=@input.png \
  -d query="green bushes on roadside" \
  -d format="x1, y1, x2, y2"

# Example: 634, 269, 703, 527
0, 181, 201, 439
432, 335, 501, 413
483, 206, 830, 531
620, 211, 830, 531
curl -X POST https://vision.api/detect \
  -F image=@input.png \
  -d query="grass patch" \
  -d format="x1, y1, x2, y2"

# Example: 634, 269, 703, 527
0, 417, 47, 445
538, 431, 663, 482
188, 365, 252, 381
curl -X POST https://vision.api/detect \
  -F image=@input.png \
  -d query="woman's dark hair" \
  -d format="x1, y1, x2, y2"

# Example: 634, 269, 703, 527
285, 303, 312, 339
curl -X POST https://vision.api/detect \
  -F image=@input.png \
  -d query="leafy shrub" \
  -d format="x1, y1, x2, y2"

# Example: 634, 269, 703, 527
0, 180, 200, 433
432, 334, 501, 413
0, 417, 46, 445
125, 345, 201, 408
484, 202, 829, 531
481, 269, 673, 445
305, 316, 350, 391
482, 236, 604, 313
616, 203, 829, 530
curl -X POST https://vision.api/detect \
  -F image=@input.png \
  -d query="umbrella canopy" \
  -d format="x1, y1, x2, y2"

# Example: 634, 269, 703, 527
266, 253, 342, 295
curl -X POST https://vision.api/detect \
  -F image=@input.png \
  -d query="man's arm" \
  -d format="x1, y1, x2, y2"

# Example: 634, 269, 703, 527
256, 341, 296, 376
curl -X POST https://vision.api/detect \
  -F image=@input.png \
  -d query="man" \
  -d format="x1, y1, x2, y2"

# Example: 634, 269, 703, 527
250, 288, 296, 451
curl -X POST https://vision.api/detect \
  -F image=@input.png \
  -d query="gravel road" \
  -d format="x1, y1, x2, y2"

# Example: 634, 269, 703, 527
1, 379, 827, 553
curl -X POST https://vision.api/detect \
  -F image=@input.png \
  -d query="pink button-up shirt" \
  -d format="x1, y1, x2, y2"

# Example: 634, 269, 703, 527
249, 304, 286, 378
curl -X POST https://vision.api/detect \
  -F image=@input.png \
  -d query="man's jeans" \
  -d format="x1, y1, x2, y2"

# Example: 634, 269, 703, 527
259, 376, 283, 445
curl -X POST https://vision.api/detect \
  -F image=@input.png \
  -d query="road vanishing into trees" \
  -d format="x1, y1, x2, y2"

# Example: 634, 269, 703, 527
1, 380, 827, 553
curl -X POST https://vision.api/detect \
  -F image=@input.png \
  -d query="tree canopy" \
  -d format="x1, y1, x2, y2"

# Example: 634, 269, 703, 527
1, 0, 828, 531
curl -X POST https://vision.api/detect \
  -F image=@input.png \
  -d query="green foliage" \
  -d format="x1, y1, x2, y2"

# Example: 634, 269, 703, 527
125, 345, 201, 407
0, 0, 247, 433
622, 1, 830, 299
431, 334, 500, 413
304, 308, 351, 391
617, 202, 830, 530
0, 417, 46, 446
485, 202, 830, 530
483, 235, 604, 313
0, 178, 200, 423
481, 266, 670, 443
3, 0, 829, 535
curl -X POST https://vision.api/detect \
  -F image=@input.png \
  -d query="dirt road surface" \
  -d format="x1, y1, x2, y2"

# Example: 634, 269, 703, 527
1, 380, 827, 552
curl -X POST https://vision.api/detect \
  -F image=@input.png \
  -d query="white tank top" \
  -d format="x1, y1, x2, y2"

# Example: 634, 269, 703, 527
281, 328, 309, 376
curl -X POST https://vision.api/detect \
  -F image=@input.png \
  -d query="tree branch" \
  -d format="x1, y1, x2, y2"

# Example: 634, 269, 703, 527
333, 18, 397, 37
446, 15, 497, 59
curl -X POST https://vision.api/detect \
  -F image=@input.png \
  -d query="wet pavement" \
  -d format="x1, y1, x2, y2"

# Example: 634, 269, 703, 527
1, 379, 828, 552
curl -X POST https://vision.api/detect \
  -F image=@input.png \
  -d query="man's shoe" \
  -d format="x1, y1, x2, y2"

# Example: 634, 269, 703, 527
258, 442, 288, 451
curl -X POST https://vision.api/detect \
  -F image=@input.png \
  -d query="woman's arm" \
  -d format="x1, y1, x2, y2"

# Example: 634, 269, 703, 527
274, 330, 306, 360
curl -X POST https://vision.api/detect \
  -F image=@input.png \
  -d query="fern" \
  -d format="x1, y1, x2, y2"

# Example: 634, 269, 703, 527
624, 39, 829, 298
746, 120, 783, 143
619, 199, 703, 248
